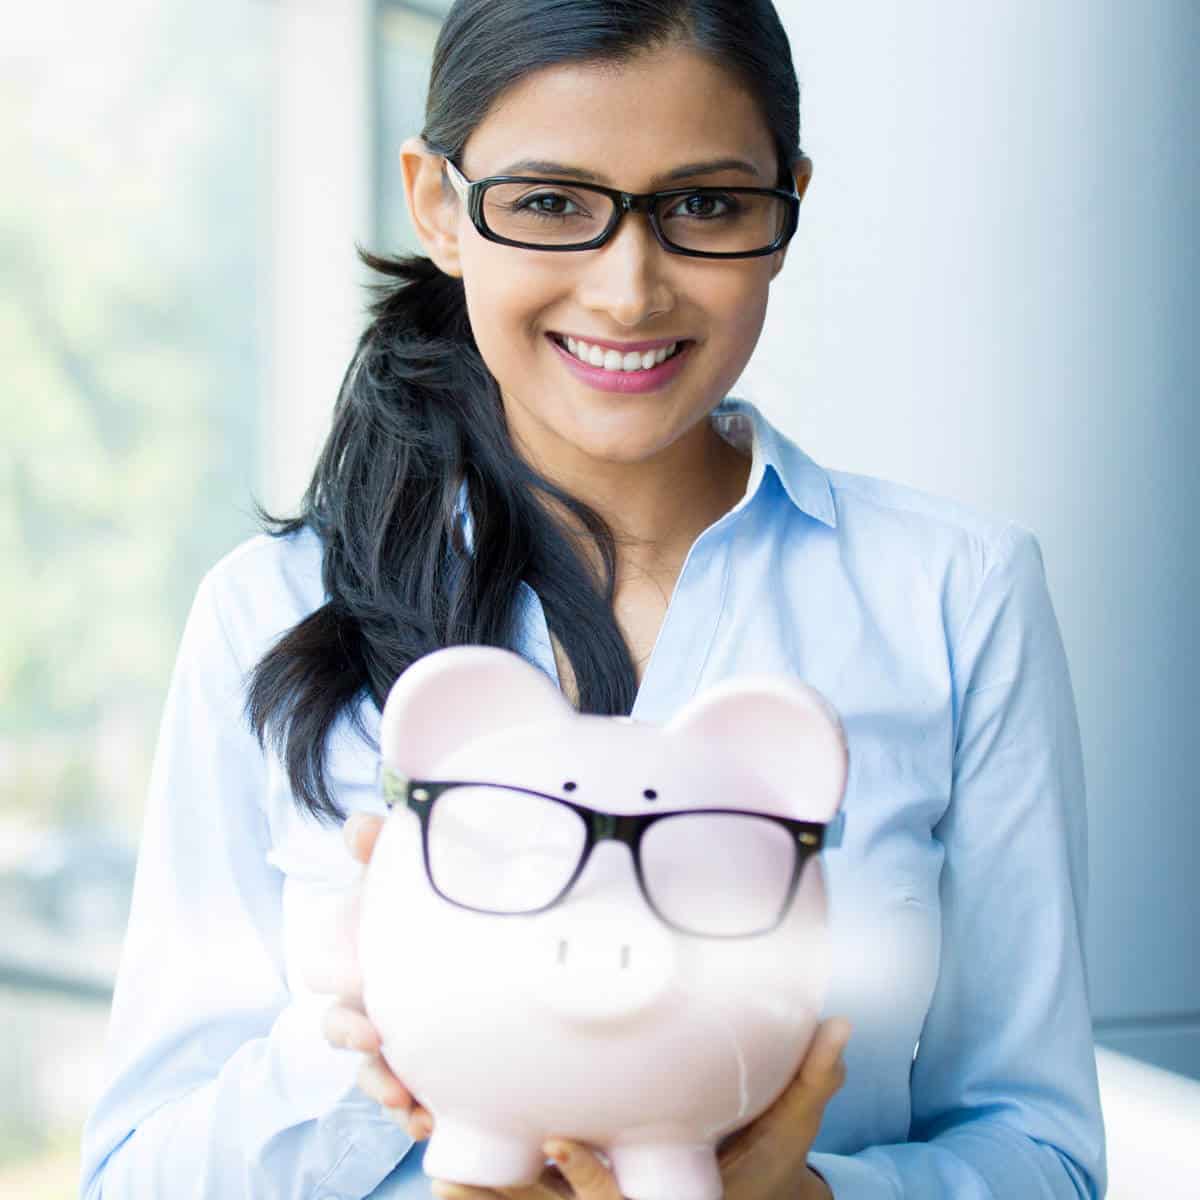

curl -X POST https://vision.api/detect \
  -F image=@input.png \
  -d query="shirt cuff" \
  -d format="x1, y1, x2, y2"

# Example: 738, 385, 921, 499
805, 1151, 899, 1200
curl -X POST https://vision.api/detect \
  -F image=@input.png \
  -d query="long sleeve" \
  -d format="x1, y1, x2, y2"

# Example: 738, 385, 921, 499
78, 567, 414, 1199
807, 526, 1107, 1198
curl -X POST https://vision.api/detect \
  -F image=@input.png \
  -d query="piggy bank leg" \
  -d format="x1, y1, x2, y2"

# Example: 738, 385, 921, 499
421, 1117, 544, 1190
608, 1141, 723, 1200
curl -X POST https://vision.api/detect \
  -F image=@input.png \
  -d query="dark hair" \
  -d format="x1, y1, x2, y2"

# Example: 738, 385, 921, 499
247, 0, 804, 825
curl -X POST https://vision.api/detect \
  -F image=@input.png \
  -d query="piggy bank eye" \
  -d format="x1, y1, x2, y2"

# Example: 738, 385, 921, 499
643, 789, 658, 800
563, 781, 577, 792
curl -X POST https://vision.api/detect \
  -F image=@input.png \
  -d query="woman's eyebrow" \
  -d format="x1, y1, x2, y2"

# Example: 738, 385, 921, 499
493, 157, 763, 185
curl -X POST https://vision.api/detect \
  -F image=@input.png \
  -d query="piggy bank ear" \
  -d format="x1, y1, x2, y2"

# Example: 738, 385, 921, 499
666, 678, 848, 822
380, 645, 570, 777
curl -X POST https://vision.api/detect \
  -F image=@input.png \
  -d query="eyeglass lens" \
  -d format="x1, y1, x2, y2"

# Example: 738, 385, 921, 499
479, 182, 790, 254
425, 785, 799, 937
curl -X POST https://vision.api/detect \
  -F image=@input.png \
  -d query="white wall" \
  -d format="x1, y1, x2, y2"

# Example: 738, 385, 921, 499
760, 0, 1200, 1079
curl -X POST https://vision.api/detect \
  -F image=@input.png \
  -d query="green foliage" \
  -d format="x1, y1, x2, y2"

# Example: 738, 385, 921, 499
0, 0, 268, 833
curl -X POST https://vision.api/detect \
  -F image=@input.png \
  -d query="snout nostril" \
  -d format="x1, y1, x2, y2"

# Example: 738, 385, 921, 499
620, 944, 630, 969
557, 938, 568, 965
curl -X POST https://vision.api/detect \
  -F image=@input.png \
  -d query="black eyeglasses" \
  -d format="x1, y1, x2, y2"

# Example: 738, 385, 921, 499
382, 768, 842, 939
436, 155, 801, 260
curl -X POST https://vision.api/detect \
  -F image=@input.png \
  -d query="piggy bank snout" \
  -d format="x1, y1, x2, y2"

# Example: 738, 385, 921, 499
515, 843, 678, 1025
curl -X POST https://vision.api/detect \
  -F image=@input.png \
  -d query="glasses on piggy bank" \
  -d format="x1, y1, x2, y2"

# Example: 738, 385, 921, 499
382, 767, 843, 939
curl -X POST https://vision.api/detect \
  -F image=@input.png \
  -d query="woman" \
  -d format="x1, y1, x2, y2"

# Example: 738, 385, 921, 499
79, 2, 1106, 1198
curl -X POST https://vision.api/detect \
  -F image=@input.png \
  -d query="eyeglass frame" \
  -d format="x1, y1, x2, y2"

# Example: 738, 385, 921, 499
433, 152, 802, 260
381, 767, 843, 940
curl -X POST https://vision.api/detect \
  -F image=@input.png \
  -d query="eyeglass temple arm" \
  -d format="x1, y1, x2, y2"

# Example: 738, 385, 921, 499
442, 156, 470, 200
380, 764, 406, 808
823, 810, 846, 849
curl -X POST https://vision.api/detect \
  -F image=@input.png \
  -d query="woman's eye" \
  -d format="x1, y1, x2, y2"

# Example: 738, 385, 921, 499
669, 192, 738, 220
515, 192, 582, 218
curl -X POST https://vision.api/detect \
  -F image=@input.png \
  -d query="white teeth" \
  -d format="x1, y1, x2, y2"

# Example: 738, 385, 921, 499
559, 336, 680, 372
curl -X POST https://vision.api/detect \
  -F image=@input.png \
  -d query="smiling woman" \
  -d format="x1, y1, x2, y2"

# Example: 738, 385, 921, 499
78, 2, 1108, 1199
408, 42, 808, 490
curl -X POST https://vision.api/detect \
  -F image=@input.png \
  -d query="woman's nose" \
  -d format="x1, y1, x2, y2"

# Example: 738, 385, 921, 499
575, 210, 676, 328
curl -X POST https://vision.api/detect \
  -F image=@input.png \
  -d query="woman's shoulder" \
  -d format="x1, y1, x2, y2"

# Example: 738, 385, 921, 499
818, 462, 1038, 619
742, 399, 1024, 563
191, 524, 327, 669
824, 463, 1013, 545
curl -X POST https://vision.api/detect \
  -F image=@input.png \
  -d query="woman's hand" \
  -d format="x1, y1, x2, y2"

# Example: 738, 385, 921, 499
427, 1143, 620, 1200
715, 1015, 850, 1200
322, 813, 848, 1200
314, 812, 435, 1142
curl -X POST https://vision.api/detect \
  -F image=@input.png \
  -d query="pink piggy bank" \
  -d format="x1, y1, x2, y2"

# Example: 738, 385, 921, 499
358, 645, 848, 1200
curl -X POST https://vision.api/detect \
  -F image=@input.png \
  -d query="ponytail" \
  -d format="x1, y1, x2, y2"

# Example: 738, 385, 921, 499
246, 248, 638, 824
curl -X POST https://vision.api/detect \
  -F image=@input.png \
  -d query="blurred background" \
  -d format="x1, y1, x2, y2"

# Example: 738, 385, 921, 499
1, 0, 1196, 1196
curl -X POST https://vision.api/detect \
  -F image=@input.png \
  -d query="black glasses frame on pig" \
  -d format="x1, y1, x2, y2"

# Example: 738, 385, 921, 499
434, 153, 802, 260
380, 768, 839, 939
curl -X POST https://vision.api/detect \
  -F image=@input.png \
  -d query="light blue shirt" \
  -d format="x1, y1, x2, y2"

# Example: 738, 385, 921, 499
79, 398, 1105, 1198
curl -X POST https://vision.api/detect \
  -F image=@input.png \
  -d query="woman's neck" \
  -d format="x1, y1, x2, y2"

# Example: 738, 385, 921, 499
512, 411, 752, 584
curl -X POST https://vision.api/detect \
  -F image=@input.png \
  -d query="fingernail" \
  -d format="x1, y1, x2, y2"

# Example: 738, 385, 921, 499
545, 1141, 570, 1165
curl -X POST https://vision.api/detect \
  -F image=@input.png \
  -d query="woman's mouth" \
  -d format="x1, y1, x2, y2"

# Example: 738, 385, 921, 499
549, 333, 688, 374
546, 333, 695, 395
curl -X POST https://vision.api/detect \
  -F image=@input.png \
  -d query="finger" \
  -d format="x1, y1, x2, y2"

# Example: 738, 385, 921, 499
541, 1139, 623, 1199
394, 1105, 434, 1141
344, 812, 385, 864
321, 1003, 380, 1053
322, 989, 367, 1018
356, 1052, 416, 1110
799, 1017, 853, 1099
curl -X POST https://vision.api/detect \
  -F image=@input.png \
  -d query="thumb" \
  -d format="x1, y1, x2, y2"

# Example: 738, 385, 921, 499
717, 1016, 852, 1179
344, 812, 386, 865
798, 1017, 852, 1103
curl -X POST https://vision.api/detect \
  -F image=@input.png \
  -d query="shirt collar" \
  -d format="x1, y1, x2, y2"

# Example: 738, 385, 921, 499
710, 396, 838, 529
454, 395, 837, 550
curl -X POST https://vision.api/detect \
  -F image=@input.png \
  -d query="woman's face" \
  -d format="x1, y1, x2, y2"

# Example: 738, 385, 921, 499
404, 43, 812, 475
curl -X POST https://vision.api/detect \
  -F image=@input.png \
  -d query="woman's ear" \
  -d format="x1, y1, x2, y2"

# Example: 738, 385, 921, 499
399, 135, 464, 278
770, 153, 814, 281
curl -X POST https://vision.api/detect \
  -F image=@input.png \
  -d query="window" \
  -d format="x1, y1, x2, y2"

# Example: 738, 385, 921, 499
376, 2, 446, 253
1, 1, 273, 1188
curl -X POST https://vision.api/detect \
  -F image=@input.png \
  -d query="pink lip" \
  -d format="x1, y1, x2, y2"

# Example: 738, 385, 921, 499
550, 332, 687, 353
547, 333, 694, 394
